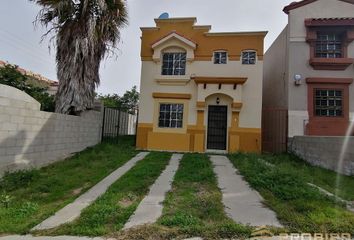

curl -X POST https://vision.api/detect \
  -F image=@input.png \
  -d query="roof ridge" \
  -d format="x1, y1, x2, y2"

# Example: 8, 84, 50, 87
0, 60, 58, 84
283, 0, 354, 14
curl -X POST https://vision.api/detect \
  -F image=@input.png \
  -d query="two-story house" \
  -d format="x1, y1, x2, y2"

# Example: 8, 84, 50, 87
263, 0, 354, 152
136, 17, 266, 153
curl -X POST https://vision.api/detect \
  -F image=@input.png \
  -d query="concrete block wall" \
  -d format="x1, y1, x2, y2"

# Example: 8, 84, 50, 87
0, 84, 102, 176
289, 136, 354, 176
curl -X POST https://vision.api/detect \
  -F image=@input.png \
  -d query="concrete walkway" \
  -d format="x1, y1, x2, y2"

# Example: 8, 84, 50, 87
210, 155, 282, 227
32, 152, 150, 231
124, 154, 183, 229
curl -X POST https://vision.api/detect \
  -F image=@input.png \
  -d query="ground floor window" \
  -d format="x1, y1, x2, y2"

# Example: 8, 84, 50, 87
314, 89, 343, 117
158, 103, 184, 128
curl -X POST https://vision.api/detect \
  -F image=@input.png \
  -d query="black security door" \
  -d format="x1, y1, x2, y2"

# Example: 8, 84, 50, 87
207, 105, 227, 150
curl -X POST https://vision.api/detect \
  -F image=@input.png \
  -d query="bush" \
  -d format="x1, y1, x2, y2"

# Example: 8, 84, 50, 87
0, 170, 40, 192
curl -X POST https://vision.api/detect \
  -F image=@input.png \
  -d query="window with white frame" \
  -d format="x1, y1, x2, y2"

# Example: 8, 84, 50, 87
161, 53, 187, 75
214, 51, 227, 64
158, 103, 184, 128
242, 51, 256, 64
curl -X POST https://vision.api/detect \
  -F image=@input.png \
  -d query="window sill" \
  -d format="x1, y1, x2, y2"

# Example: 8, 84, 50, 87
310, 116, 346, 120
309, 58, 354, 70
155, 76, 190, 86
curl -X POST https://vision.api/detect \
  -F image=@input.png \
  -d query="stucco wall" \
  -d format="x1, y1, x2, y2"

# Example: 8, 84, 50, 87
287, 0, 354, 136
263, 26, 289, 109
0, 84, 102, 176
289, 136, 354, 176
138, 59, 263, 129
137, 18, 264, 153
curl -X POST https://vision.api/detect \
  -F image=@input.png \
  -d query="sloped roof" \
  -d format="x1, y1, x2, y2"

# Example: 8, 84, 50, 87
283, 0, 354, 14
305, 17, 354, 26
0, 60, 58, 86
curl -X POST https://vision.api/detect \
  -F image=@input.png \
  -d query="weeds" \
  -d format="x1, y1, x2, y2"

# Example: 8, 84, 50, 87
0, 136, 138, 234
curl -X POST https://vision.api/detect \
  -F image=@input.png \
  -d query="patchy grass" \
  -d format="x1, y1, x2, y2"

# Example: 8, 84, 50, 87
4, 142, 353, 238
157, 153, 252, 239
0, 136, 138, 234
262, 153, 354, 201
228, 153, 354, 234
43, 151, 172, 236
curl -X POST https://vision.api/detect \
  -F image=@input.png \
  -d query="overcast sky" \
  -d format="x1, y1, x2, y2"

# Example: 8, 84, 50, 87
0, 0, 294, 95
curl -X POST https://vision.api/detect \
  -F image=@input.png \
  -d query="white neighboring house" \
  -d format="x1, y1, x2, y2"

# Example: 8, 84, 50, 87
263, 0, 354, 152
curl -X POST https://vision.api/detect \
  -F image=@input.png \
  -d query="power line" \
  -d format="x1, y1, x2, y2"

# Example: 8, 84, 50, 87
0, 38, 54, 66
0, 29, 54, 61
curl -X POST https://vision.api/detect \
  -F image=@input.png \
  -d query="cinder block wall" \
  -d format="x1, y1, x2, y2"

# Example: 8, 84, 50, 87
0, 84, 102, 176
289, 136, 354, 176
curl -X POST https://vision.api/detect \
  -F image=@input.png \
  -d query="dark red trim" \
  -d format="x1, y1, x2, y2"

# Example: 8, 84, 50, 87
305, 21, 354, 70
305, 18, 354, 27
309, 58, 354, 70
306, 77, 353, 84
284, 0, 354, 14
306, 82, 350, 136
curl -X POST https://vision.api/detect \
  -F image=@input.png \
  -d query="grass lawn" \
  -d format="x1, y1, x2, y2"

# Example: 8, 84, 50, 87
228, 153, 354, 234
154, 153, 251, 239
0, 136, 138, 234
2, 138, 354, 238
42, 151, 172, 236
261, 154, 354, 201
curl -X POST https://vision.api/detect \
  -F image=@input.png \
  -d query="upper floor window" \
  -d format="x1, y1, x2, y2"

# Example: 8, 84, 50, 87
214, 51, 227, 64
242, 51, 256, 65
314, 89, 343, 117
315, 33, 343, 58
162, 52, 186, 75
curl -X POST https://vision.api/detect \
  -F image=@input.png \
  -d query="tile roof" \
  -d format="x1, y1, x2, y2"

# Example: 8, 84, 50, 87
0, 60, 58, 86
305, 17, 354, 26
283, 0, 354, 14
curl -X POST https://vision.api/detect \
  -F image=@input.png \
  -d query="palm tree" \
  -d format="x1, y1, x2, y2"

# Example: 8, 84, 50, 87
30, 0, 128, 114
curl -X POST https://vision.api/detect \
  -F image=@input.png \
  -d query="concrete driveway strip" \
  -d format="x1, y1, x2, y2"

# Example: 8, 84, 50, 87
209, 155, 282, 227
124, 153, 183, 229
32, 152, 150, 231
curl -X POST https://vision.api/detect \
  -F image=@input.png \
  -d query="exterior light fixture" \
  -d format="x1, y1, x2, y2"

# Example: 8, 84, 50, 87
294, 74, 302, 86
216, 97, 220, 105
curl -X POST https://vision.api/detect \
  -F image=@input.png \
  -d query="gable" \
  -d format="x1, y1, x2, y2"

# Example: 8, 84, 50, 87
283, 0, 354, 14
151, 32, 197, 50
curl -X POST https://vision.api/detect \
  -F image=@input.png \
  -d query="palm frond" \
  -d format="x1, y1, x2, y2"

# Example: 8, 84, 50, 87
31, 0, 128, 114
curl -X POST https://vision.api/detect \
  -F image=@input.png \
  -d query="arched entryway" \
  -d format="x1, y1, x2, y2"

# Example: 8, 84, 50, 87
205, 93, 233, 152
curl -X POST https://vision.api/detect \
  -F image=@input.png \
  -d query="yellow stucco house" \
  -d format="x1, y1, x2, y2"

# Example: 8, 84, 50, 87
136, 17, 266, 153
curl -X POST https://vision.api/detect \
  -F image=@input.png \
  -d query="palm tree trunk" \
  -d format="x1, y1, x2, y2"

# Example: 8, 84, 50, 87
55, 24, 102, 115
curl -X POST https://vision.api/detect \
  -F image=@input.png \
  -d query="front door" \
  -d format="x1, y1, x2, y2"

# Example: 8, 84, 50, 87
207, 105, 227, 150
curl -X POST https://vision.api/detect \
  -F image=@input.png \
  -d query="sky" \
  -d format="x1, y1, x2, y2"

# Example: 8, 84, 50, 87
0, 0, 294, 96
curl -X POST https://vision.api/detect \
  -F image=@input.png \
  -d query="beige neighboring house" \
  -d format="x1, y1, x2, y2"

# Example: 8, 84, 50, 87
136, 17, 266, 153
263, 0, 354, 152
0, 60, 58, 95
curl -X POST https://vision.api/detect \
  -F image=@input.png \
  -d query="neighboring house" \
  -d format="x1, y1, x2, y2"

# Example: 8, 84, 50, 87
136, 17, 266, 153
0, 60, 58, 95
263, 0, 354, 152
